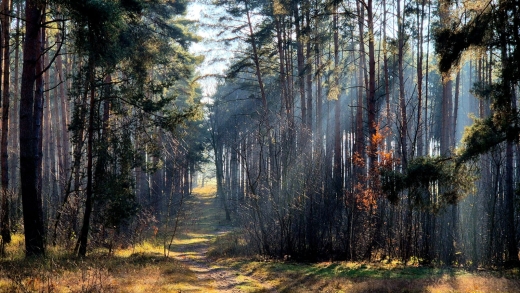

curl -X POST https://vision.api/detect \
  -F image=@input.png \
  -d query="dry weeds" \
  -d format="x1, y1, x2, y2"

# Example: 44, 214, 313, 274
2, 185, 520, 293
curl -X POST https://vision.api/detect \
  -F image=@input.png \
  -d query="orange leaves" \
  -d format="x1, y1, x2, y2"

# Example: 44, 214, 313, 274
353, 182, 378, 211
353, 152, 365, 168
349, 124, 399, 211
379, 152, 395, 169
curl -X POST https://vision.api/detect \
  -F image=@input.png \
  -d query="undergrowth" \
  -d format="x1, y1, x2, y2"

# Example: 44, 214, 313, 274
0, 236, 196, 293
206, 224, 520, 292
207, 231, 252, 259
3, 187, 520, 293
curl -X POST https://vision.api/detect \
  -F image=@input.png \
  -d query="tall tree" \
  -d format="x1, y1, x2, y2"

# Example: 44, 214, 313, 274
20, 0, 45, 256
0, 0, 11, 248
397, 0, 408, 168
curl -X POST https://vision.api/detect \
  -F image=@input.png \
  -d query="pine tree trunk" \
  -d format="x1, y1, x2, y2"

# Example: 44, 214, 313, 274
397, 0, 407, 169
415, 0, 425, 156
499, 4, 518, 263
439, 0, 452, 156
20, 0, 45, 256
333, 3, 342, 196
305, 10, 312, 139
355, 1, 365, 162
77, 41, 96, 256
10, 0, 20, 217
293, 3, 306, 130
0, 0, 11, 246
366, 0, 377, 170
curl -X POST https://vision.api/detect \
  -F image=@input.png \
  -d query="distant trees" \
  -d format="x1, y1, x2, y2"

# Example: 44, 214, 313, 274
435, 0, 520, 264
208, 0, 520, 266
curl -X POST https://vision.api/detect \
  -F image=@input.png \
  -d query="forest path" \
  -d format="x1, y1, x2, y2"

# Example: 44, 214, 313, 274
167, 186, 276, 292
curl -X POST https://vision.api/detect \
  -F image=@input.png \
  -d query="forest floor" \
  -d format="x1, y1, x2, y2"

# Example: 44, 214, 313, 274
164, 185, 276, 292
1, 185, 520, 292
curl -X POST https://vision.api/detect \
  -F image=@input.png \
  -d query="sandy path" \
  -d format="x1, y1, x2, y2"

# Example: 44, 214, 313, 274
169, 191, 276, 292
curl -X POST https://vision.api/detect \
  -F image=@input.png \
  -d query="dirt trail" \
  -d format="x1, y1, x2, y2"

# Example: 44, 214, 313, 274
168, 189, 276, 292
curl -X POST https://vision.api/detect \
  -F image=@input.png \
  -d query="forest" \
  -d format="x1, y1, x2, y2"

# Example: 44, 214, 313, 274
0, 0, 520, 290
208, 0, 520, 267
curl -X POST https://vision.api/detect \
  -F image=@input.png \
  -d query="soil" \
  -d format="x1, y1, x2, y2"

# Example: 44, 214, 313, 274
169, 191, 276, 292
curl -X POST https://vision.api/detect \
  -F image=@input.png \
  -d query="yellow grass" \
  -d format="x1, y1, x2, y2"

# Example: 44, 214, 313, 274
0, 237, 201, 293
192, 184, 217, 197
2, 184, 520, 292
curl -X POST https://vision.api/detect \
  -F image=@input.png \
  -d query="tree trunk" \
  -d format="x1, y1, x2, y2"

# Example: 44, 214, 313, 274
1, 0, 11, 246
355, 1, 366, 163
383, 0, 391, 151
76, 38, 96, 256
10, 0, 20, 222
305, 10, 312, 140
315, 31, 322, 151
333, 3, 342, 196
415, 0, 425, 156
20, 0, 45, 256
293, 2, 306, 130
499, 3, 518, 263
397, 0, 407, 169
439, 0, 452, 156
245, 2, 267, 116
366, 0, 377, 170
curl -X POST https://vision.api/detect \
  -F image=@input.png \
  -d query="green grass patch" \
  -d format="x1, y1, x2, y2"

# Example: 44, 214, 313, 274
222, 260, 466, 281
213, 258, 520, 292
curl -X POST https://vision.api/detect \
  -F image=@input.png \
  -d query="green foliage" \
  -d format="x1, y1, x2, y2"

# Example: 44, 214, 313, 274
381, 157, 475, 211
121, 0, 144, 13
93, 128, 139, 230
434, 11, 492, 74
380, 169, 406, 205
227, 57, 254, 79
96, 175, 139, 229
434, 0, 520, 192
457, 117, 506, 164
60, 0, 205, 255
457, 80, 520, 164
473, 82, 518, 131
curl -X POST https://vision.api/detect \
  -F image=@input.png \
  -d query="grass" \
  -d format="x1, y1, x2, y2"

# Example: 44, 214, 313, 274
209, 255, 520, 292
0, 185, 232, 293
211, 257, 520, 292
2, 184, 520, 292
0, 237, 203, 293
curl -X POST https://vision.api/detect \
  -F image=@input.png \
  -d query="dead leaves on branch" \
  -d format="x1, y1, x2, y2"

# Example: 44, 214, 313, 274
349, 124, 475, 213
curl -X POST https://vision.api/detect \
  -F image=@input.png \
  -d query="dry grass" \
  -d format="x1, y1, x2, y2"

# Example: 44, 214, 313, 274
192, 185, 217, 198
0, 184, 230, 293
3, 185, 520, 293
0, 237, 205, 293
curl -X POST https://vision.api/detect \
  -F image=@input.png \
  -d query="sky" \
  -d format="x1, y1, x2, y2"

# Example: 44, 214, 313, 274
187, 1, 232, 100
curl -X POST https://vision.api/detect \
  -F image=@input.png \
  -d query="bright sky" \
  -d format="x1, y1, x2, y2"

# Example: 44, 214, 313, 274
187, 1, 231, 100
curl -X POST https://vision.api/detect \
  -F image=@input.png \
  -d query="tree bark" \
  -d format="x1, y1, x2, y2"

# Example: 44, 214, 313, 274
293, 2, 306, 130
77, 50, 96, 257
397, 0, 407, 169
1, 0, 11, 246
333, 1, 342, 195
20, 0, 45, 256
439, 0, 452, 156
415, 0, 425, 156
366, 0, 377, 170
